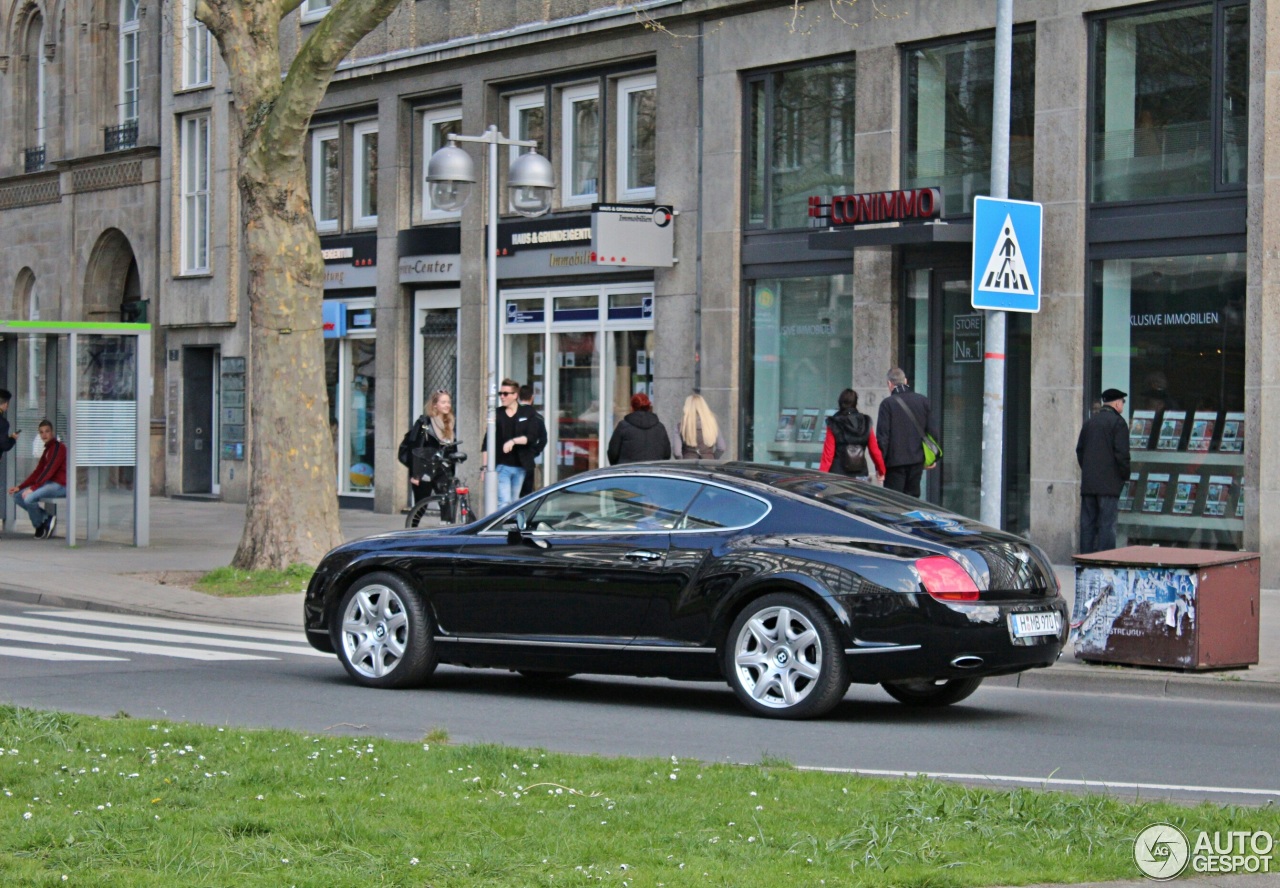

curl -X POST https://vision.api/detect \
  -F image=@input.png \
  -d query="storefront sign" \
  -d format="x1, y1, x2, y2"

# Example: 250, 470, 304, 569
323, 264, 377, 290
321, 233, 376, 291
398, 255, 459, 283
808, 187, 943, 227
322, 301, 346, 339
953, 313, 984, 363
498, 214, 593, 255
592, 204, 675, 267
497, 248, 630, 279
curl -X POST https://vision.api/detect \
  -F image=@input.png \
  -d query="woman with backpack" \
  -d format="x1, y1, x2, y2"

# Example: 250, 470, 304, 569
398, 390, 455, 504
819, 388, 885, 482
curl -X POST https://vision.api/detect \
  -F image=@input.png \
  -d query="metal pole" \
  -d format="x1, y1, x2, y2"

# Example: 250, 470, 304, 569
980, 0, 1013, 529
484, 128, 500, 517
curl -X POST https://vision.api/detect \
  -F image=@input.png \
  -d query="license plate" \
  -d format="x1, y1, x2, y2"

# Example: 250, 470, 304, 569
1009, 611, 1061, 638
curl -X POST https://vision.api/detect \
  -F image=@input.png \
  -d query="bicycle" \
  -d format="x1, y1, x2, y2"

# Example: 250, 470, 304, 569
404, 441, 472, 528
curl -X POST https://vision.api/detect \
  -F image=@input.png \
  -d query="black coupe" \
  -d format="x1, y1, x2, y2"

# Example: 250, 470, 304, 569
304, 462, 1067, 719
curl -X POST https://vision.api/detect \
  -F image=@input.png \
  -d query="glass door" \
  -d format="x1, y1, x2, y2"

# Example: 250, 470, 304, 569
554, 330, 599, 481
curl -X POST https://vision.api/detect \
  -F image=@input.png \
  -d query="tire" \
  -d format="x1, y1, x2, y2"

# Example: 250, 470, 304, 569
331, 572, 436, 689
880, 677, 983, 707
723, 592, 849, 719
405, 498, 435, 528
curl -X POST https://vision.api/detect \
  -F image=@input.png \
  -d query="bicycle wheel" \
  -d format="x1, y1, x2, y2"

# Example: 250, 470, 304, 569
405, 497, 436, 528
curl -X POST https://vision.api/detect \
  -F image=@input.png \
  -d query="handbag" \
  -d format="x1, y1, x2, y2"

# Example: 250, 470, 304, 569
891, 395, 943, 468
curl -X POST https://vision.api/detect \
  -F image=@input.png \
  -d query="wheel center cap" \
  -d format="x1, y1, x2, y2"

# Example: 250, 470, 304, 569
375, 623, 387, 639
774, 649, 790, 667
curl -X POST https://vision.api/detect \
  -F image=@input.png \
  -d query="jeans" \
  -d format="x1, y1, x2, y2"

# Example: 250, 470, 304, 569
13, 482, 66, 530
495, 465, 527, 509
884, 463, 924, 499
1079, 495, 1119, 554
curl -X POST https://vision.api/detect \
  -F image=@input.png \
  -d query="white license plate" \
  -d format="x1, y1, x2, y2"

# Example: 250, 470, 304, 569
1009, 611, 1061, 638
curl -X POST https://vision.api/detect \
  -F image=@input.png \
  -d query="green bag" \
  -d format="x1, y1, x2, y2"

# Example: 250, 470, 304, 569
922, 433, 942, 468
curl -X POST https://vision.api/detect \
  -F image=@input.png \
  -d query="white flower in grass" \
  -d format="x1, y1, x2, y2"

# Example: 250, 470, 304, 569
256, 795, 264, 800
23, 811, 32, 820
410, 857, 419, 865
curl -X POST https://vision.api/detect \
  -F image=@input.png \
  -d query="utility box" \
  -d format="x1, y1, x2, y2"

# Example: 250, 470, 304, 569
1072, 547, 1259, 671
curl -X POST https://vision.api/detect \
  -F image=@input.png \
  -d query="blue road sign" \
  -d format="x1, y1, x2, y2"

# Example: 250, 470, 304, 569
971, 196, 1042, 313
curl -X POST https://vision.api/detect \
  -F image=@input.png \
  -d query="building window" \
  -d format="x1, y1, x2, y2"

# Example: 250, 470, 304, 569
120, 0, 140, 123
183, 0, 212, 89
301, 0, 330, 22
1089, 253, 1245, 548
745, 274, 854, 465
421, 106, 462, 220
561, 84, 600, 207
903, 33, 1035, 218
746, 59, 856, 229
509, 91, 546, 161
1090, 2, 1248, 203
616, 74, 656, 201
310, 126, 340, 232
23, 12, 47, 163
352, 121, 378, 228
180, 114, 211, 274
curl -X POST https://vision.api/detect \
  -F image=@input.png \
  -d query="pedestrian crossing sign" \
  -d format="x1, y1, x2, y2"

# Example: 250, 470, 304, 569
971, 196, 1042, 313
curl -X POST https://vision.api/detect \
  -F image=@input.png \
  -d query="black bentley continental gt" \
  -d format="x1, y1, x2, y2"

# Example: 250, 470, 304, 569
304, 462, 1067, 719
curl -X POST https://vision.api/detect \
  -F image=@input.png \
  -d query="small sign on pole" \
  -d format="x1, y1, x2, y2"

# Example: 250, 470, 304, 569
971, 196, 1042, 313
592, 204, 675, 267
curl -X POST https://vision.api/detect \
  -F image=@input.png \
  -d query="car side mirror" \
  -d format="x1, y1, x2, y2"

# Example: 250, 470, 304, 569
502, 510, 528, 539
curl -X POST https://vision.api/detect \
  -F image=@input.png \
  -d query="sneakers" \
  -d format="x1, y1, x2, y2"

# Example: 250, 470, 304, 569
34, 514, 56, 540
34, 520, 46, 539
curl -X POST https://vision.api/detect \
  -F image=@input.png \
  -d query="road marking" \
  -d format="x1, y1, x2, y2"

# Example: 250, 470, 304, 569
0, 644, 127, 662
0, 628, 274, 662
795, 765, 1280, 798
27, 609, 306, 643
6, 615, 330, 659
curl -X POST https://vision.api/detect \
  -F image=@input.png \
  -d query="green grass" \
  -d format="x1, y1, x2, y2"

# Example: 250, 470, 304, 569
192, 564, 314, 597
1, 704, 1277, 886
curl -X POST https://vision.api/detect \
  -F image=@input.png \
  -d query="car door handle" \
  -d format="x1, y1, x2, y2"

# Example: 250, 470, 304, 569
624, 549, 664, 563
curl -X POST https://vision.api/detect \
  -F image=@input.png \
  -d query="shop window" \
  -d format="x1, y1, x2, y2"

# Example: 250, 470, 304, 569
746, 59, 856, 229
1089, 253, 1245, 549
1090, 2, 1248, 203
745, 275, 854, 466
180, 114, 211, 274
903, 32, 1035, 218
616, 74, 656, 201
310, 126, 340, 232
183, 0, 212, 89
352, 121, 378, 228
561, 83, 600, 207
421, 105, 462, 220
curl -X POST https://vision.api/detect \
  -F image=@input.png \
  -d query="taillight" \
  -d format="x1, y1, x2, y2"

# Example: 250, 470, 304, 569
915, 556, 980, 602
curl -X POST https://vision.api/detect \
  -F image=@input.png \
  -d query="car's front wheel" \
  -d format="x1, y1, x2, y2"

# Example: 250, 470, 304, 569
332, 572, 436, 689
881, 677, 983, 707
724, 592, 849, 719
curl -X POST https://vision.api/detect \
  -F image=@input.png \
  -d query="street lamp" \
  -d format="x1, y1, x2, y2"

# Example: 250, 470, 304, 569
426, 125, 554, 516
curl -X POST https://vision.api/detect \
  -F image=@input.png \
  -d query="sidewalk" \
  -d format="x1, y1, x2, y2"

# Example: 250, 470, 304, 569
0, 496, 1276, 704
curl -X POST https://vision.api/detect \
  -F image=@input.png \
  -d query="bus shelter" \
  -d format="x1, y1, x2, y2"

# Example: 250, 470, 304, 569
1, 321, 151, 546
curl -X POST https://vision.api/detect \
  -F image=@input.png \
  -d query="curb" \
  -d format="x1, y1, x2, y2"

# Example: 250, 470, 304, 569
0, 585, 298, 633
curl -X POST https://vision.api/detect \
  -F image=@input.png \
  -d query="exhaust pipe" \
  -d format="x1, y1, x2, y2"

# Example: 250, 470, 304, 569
951, 655, 984, 669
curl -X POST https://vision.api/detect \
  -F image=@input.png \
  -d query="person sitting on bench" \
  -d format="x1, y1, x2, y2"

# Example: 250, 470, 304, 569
9, 419, 67, 540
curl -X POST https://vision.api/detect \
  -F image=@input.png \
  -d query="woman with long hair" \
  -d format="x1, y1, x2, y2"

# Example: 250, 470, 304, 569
819, 388, 885, 482
671, 392, 726, 460
398, 390, 456, 504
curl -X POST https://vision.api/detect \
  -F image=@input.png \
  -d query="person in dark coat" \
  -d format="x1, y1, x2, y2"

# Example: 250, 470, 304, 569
607, 393, 672, 464
819, 388, 886, 481
1076, 388, 1131, 554
517, 384, 548, 497
876, 368, 938, 498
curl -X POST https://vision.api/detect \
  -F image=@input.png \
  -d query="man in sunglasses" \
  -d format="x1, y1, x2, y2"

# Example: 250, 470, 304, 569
482, 378, 534, 508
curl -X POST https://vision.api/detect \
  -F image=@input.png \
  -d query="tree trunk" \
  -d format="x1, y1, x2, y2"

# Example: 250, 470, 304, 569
231, 151, 343, 569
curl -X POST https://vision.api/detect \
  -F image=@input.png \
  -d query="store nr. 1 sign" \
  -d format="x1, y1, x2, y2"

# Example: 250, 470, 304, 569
953, 313, 983, 363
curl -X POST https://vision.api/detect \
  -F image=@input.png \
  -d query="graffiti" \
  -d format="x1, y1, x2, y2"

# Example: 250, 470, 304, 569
1072, 567, 1198, 667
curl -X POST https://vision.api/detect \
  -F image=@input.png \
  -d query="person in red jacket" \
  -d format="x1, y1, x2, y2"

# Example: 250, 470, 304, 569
9, 419, 67, 539
819, 388, 886, 482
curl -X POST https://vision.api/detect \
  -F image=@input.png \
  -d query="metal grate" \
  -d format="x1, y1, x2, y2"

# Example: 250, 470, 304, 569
75, 401, 137, 466
420, 309, 458, 404
104, 121, 139, 153
23, 145, 45, 173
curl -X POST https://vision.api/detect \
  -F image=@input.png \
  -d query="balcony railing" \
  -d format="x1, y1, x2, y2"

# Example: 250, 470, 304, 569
105, 120, 139, 153
24, 145, 46, 173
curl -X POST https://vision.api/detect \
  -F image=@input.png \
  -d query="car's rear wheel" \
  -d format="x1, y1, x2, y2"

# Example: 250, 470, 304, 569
724, 592, 848, 719
881, 677, 983, 707
332, 572, 436, 689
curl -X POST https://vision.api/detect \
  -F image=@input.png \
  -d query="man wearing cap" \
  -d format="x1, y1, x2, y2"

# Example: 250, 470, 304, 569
1076, 388, 1131, 554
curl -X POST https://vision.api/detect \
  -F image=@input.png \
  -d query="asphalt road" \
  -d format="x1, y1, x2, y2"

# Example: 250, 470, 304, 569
2, 600, 1277, 806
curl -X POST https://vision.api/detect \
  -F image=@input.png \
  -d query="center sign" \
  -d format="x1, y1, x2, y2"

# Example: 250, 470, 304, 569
808, 187, 944, 227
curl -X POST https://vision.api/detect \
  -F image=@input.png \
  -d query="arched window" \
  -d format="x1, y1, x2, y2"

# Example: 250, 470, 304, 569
120, 0, 140, 124
22, 11, 46, 170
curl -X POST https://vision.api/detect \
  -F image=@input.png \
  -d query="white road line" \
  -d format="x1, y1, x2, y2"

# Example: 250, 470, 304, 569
0, 629, 274, 662
0, 645, 128, 663
6, 616, 330, 659
27, 609, 306, 643
795, 765, 1280, 798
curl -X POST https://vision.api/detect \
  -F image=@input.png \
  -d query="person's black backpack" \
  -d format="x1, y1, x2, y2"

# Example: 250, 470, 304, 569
829, 412, 870, 476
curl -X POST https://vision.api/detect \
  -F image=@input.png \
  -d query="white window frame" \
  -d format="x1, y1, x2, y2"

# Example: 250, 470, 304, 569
183, 0, 212, 89
180, 114, 211, 275
301, 0, 330, 23
561, 83, 600, 207
616, 73, 657, 202
311, 126, 340, 233
508, 90, 546, 167
421, 106, 462, 220
352, 120, 379, 229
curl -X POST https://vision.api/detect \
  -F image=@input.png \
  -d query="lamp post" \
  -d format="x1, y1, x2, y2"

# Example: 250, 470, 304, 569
426, 125, 554, 516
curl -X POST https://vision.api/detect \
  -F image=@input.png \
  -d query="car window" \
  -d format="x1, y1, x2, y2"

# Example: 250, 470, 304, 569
680, 485, 768, 530
530, 476, 701, 532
